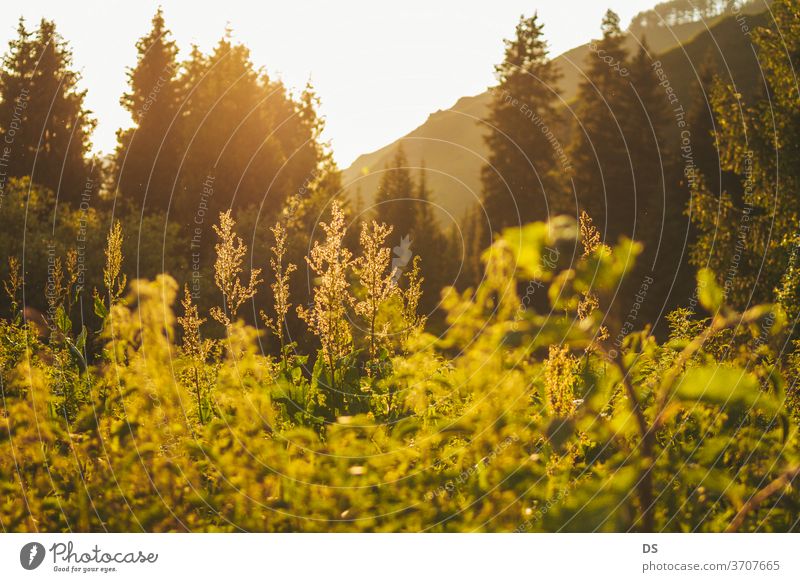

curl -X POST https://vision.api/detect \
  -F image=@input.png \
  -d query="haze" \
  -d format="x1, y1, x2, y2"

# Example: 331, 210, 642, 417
0, 0, 659, 167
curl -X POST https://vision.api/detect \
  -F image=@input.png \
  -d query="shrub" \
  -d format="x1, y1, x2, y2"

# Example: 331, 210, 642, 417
0, 213, 798, 532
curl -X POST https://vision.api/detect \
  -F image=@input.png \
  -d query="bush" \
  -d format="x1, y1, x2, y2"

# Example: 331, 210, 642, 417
1, 211, 798, 532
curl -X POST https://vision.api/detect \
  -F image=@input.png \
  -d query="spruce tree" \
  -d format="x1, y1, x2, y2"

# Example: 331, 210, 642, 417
173, 31, 323, 223
0, 18, 93, 204
412, 162, 438, 241
115, 8, 180, 213
412, 163, 449, 312
687, 55, 721, 194
622, 41, 694, 326
458, 204, 488, 290
625, 41, 669, 238
481, 13, 562, 233
568, 10, 632, 240
683, 53, 745, 207
373, 144, 416, 241
0, 19, 34, 186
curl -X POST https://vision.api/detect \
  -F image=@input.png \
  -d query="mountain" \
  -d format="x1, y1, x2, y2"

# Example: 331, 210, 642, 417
342, 3, 769, 229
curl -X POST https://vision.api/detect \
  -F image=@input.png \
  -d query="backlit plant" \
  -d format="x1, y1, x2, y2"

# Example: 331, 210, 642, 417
0, 210, 798, 533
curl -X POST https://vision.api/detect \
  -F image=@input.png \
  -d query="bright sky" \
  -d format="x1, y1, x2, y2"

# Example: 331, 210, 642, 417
1, 0, 659, 167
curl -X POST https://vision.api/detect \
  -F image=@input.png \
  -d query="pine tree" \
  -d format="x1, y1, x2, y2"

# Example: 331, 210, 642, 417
114, 8, 181, 213
684, 52, 744, 212
687, 55, 720, 194
0, 18, 94, 204
412, 163, 449, 313
373, 144, 416, 242
681, 54, 742, 310
0, 19, 35, 186
173, 30, 324, 223
481, 13, 563, 233
626, 41, 669, 233
458, 204, 488, 290
622, 40, 695, 326
568, 10, 632, 241
412, 162, 439, 241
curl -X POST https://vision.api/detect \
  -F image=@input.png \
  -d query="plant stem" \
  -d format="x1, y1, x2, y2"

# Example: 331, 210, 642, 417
612, 350, 655, 532
726, 465, 800, 532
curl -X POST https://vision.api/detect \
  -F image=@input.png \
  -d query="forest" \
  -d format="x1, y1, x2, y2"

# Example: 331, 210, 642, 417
1, 0, 800, 532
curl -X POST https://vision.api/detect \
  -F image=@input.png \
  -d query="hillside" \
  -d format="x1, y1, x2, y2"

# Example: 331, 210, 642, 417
342, 4, 769, 227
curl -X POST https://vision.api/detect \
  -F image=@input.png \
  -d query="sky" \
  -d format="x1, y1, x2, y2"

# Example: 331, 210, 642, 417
1, 1, 660, 168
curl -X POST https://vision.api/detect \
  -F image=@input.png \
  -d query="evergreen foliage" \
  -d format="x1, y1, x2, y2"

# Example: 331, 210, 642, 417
0, 19, 94, 204
481, 13, 564, 231
1, 0, 800, 534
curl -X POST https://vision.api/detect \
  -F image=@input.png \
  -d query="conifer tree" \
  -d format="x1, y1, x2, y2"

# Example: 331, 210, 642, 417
115, 8, 181, 213
0, 18, 94, 204
481, 13, 563, 232
412, 163, 449, 312
412, 162, 439, 242
684, 53, 743, 219
620, 41, 694, 326
568, 10, 632, 240
626, 41, 669, 233
173, 31, 324, 223
373, 144, 416, 242
687, 55, 721, 194
0, 19, 35, 185
458, 204, 488, 290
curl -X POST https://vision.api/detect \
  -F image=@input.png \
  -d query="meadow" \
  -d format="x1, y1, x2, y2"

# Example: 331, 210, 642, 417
1, 204, 797, 532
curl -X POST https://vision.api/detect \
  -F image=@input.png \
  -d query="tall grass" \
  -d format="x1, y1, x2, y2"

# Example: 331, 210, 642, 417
0, 210, 798, 532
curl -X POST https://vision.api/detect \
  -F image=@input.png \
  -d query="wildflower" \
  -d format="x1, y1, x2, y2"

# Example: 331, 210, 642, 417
544, 344, 578, 417
353, 220, 397, 360
103, 220, 126, 304
4, 256, 22, 312
210, 210, 263, 326
297, 202, 354, 398
177, 285, 219, 424
260, 222, 296, 363
579, 210, 604, 258
48, 250, 81, 317
401, 255, 426, 341
46, 256, 64, 316
576, 211, 609, 342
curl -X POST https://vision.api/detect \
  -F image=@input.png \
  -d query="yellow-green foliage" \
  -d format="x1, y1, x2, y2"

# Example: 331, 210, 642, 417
1, 213, 799, 532
210, 210, 263, 326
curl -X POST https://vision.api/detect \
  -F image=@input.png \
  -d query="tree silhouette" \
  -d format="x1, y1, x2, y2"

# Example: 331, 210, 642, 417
481, 13, 563, 232
568, 10, 633, 241
114, 8, 181, 213
0, 18, 94, 205
373, 144, 416, 242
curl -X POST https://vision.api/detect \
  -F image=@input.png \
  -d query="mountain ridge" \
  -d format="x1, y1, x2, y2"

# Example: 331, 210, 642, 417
342, 3, 769, 228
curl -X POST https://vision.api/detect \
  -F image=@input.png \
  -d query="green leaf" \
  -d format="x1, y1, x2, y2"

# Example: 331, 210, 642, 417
55, 305, 72, 334
75, 326, 87, 351
66, 339, 87, 373
501, 222, 551, 282
574, 238, 641, 294
291, 365, 303, 383
676, 365, 779, 415
94, 294, 109, 319
697, 268, 724, 313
